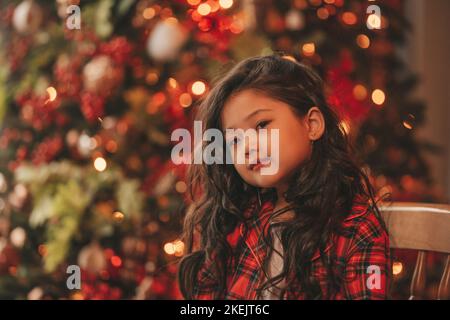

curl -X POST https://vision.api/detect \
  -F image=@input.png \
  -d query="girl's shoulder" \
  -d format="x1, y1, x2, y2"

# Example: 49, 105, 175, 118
336, 197, 389, 257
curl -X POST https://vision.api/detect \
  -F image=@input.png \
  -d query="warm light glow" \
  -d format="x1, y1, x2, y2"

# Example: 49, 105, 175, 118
317, 7, 329, 20
105, 140, 118, 153
219, 0, 233, 9
142, 8, 155, 20
197, 3, 211, 16
191, 80, 206, 95
302, 43, 315, 56
175, 181, 187, 193
165, 17, 178, 25
229, 17, 244, 33
342, 12, 357, 25
187, 0, 201, 5
46, 86, 57, 103
371, 89, 386, 105
353, 84, 368, 100
393, 261, 403, 275
167, 77, 178, 89
367, 13, 381, 29
356, 34, 370, 49
94, 157, 107, 172
164, 242, 175, 255
38, 244, 47, 257
179, 93, 193, 108
309, 0, 322, 6
113, 211, 124, 222
173, 239, 185, 257
339, 120, 351, 135
111, 255, 122, 267
402, 121, 413, 130
146, 72, 159, 85
71, 292, 84, 300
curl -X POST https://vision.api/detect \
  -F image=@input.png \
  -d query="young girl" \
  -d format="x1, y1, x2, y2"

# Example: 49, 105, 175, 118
177, 54, 391, 300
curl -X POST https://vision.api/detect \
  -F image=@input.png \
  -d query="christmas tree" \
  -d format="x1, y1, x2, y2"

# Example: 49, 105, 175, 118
0, 0, 442, 299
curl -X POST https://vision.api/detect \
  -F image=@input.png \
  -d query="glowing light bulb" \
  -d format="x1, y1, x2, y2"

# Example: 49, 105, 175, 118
197, 3, 211, 16
94, 157, 107, 172
393, 261, 403, 275
191, 81, 206, 95
371, 89, 386, 106
219, 0, 233, 9
45, 86, 57, 103
302, 43, 315, 57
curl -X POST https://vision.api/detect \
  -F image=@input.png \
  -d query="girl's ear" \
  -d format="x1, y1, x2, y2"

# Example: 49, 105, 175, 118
304, 106, 325, 141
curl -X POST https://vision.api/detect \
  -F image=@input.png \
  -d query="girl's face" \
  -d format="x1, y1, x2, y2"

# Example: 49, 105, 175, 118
220, 89, 325, 190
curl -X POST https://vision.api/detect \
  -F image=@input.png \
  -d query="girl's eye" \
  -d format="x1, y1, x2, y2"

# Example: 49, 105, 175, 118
256, 120, 270, 130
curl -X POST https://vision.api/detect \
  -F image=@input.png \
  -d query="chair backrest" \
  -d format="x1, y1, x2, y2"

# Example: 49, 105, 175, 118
379, 202, 450, 300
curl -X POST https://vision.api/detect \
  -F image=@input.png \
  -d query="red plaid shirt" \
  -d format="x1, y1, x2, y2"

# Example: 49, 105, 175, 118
193, 194, 390, 300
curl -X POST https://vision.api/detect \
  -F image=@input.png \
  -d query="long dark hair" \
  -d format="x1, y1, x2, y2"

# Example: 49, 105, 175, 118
177, 53, 388, 299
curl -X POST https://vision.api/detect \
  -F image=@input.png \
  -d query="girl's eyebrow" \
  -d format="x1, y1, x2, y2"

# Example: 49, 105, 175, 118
225, 108, 272, 130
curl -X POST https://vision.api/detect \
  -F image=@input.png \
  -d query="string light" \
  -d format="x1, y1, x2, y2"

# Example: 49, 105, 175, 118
173, 239, 185, 257
317, 7, 329, 20
367, 13, 381, 29
403, 114, 415, 130
356, 34, 370, 49
371, 89, 386, 106
45, 86, 57, 104
187, 0, 201, 5
197, 3, 211, 16
105, 140, 118, 153
191, 80, 206, 95
403, 121, 413, 130
219, 0, 233, 9
302, 43, 315, 56
229, 16, 244, 34
167, 77, 178, 89
146, 71, 159, 85
164, 240, 185, 256
164, 242, 176, 255
142, 8, 155, 20
179, 93, 193, 108
94, 157, 107, 172
339, 120, 351, 135
111, 255, 122, 267
175, 181, 187, 193
342, 12, 357, 25
353, 84, 368, 100
392, 261, 403, 275
113, 211, 125, 222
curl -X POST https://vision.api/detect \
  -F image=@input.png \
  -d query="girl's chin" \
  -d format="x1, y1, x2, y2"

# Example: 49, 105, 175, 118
247, 174, 286, 189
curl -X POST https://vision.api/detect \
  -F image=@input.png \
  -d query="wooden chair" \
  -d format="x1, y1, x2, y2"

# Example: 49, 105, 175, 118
379, 202, 450, 300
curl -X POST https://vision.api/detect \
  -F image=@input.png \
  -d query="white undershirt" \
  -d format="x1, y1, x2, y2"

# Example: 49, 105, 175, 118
260, 224, 286, 299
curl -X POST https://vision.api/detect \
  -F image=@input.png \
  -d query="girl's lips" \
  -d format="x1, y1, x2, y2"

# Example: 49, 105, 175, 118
248, 158, 271, 171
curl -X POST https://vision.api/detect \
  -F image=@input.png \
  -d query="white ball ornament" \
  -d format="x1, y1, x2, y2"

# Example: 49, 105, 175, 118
146, 19, 188, 62
10, 227, 27, 248
285, 9, 305, 31
82, 55, 124, 95
12, 0, 43, 34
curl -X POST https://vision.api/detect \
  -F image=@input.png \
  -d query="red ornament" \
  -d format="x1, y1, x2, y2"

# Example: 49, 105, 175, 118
80, 92, 105, 123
